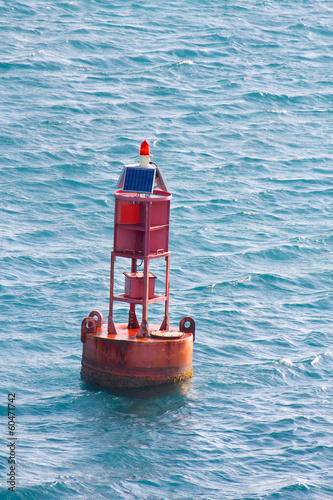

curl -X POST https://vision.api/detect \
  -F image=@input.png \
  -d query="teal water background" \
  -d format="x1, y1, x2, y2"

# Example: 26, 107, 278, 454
1, 1, 333, 498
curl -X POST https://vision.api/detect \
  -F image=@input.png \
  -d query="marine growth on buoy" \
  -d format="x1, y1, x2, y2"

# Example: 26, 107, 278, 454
80, 141, 195, 388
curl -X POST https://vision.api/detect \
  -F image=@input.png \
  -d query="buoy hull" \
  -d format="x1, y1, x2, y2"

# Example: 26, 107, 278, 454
81, 324, 193, 388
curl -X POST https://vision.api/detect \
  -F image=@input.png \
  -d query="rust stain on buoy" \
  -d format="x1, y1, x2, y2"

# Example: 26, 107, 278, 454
81, 324, 193, 388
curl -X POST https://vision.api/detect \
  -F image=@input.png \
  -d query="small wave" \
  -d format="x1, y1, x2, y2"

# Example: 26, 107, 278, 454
311, 355, 321, 366
280, 358, 293, 367
188, 275, 252, 292
244, 91, 290, 103
267, 109, 288, 114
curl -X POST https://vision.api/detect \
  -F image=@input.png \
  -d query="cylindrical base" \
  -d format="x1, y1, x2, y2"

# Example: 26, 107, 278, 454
81, 324, 193, 389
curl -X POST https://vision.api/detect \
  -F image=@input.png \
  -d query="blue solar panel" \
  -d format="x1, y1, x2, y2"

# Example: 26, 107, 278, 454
122, 167, 155, 194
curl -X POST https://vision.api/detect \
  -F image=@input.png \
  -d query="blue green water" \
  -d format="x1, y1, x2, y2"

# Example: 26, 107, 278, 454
1, 1, 333, 498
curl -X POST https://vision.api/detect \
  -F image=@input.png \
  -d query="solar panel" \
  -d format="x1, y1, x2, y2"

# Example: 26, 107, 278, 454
122, 166, 156, 194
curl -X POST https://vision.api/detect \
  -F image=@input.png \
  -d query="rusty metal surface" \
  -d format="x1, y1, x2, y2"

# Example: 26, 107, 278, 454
81, 323, 193, 388
81, 364, 193, 389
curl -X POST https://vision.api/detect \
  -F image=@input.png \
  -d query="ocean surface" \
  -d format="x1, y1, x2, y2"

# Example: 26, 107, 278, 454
1, 1, 332, 498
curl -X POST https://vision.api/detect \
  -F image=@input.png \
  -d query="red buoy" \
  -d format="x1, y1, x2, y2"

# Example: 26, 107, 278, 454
81, 143, 194, 388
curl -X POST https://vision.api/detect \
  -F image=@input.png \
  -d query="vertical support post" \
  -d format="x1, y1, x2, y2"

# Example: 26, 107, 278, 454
143, 201, 151, 256
108, 252, 116, 334
128, 258, 139, 329
160, 253, 170, 331
137, 257, 149, 337
137, 201, 151, 338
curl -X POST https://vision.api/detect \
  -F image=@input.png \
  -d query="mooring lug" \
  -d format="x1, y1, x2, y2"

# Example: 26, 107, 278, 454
179, 317, 195, 341
81, 317, 97, 343
89, 310, 103, 329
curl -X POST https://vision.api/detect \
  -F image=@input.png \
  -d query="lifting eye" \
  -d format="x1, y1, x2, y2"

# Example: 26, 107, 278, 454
89, 310, 103, 328
179, 317, 195, 341
81, 316, 98, 343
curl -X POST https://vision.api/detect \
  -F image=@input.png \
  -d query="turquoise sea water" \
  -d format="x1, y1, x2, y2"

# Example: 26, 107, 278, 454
1, 1, 333, 498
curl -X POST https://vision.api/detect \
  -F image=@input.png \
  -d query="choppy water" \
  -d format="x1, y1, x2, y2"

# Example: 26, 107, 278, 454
1, 1, 333, 499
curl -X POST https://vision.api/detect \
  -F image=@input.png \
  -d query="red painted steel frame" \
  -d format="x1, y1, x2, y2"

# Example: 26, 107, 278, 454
108, 190, 172, 337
